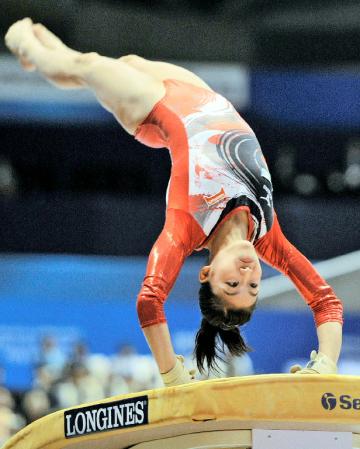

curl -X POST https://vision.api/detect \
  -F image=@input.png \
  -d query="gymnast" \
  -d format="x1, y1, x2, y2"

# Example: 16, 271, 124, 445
5, 18, 343, 386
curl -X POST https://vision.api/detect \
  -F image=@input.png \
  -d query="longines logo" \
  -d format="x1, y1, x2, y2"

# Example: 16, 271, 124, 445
64, 395, 148, 438
321, 392, 360, 411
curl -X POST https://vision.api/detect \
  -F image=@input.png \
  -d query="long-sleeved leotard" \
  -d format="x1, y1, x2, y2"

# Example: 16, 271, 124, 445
135, 79, 343, 329
255, 213, 343, 326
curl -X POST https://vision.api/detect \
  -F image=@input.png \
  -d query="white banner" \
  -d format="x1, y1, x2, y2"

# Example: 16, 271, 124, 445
0, 56, 249, 115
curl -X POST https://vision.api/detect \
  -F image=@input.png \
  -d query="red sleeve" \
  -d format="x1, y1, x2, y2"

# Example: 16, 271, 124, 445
136, 209, 199, 328
255, 212, 343, 327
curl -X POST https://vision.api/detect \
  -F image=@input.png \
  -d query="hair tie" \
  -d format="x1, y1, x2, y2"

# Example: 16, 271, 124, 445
219, 322, 237, 331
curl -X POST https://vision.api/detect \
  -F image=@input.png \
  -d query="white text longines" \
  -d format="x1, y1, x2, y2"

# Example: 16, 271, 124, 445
64, 396, 148, 438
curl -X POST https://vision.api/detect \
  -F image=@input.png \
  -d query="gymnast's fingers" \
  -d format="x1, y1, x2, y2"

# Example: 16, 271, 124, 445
289, 364, 302, 374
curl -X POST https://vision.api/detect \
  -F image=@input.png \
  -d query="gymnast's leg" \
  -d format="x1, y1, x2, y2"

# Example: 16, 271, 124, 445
120, 54, 212, 90
5, 18, 165, 134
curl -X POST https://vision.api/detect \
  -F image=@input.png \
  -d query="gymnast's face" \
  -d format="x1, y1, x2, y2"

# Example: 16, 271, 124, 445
199, 241, 261, 309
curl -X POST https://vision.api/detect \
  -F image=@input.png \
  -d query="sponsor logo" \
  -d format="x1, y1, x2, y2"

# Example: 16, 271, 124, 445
64, 395, 148, 438
203, 187, 226, 207
321, 393, 360, 411
321, 393, 337, 410
260, 184, 273, 208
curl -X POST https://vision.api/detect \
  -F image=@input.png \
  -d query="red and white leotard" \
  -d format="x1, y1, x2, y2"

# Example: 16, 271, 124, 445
135, 79, 343, 329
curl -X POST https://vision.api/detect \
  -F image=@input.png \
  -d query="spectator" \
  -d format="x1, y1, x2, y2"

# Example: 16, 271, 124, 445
202, 352, 254, 379
52, 363, 105, 408
21, 388, 50, 423
111, 344, 160, 391
32, 364, 55, 394
0, 407, 14, 444
68, 341, 89, 367
68, 341, 112, 393
0, 383, 25, 443
38, 336, 66, 382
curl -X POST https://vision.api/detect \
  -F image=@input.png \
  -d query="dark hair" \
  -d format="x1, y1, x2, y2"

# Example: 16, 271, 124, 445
194, 281, 256, 374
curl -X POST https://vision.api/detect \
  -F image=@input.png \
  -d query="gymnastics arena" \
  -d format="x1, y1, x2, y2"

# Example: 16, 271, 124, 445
0, 2, 360, 448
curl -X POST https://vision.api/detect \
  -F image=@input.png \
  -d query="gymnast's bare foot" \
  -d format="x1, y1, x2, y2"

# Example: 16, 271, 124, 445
5, 17, 36, 71
32, 23, 79, 57
5, 18, 84, 89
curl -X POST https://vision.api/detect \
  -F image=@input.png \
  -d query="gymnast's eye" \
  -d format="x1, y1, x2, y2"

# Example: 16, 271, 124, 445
226, 281, 239, 288
250, 283, 258, 289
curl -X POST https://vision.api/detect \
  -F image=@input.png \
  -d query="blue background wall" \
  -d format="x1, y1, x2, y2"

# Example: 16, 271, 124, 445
0, 254, 358, 390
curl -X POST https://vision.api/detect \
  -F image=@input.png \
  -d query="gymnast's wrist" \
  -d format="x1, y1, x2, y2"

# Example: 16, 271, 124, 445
161, 355, 196, 386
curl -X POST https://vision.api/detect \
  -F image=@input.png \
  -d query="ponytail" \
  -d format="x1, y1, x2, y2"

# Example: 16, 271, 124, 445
194, 318, 219, 374
194, 318, 250, 374
195, 281, 255, 374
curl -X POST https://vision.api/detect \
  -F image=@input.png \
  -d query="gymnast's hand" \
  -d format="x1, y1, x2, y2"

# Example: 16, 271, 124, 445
161, 355, 197, 387
290, 350, 337, 374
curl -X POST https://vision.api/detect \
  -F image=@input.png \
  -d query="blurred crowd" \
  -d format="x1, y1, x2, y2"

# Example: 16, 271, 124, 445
0, 335, 254, 445
272, 138, 360, 197
1, 137, 359, 199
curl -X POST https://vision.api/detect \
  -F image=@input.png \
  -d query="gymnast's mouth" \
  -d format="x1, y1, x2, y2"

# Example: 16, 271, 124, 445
239, 257, 254, 264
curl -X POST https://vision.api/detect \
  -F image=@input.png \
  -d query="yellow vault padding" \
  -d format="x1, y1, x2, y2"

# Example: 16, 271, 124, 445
3, 374, 360, 449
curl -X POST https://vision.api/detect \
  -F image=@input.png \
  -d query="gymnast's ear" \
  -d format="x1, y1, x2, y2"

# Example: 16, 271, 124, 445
199, 265, 210, 283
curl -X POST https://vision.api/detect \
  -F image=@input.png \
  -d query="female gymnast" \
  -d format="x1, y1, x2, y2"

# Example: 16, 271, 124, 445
5, 18, 343, 386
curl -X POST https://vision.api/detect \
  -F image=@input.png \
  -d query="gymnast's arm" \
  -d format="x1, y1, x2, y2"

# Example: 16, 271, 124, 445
137, 209, 194, 375
255, 213, 343, 365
